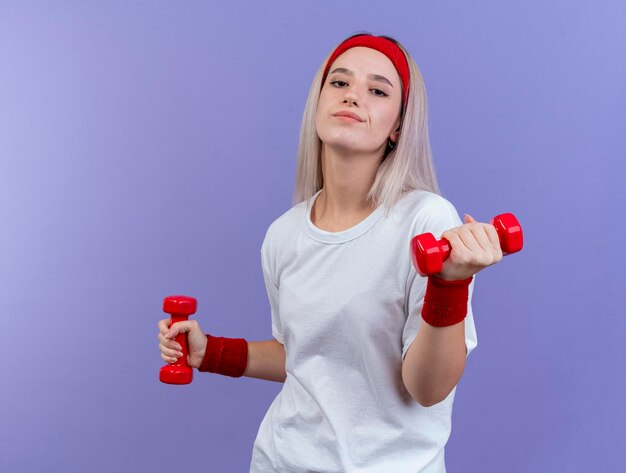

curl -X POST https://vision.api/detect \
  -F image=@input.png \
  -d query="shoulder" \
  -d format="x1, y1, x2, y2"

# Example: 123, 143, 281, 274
262, 199, 308, 251
392, 189, 459, 220
395, 190, 462, 236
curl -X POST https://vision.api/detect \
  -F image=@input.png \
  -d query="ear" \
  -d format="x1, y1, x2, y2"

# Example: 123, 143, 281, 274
390, 121, 401, 143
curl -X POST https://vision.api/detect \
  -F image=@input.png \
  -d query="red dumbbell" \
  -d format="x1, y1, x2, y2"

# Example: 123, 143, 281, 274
410, 212, 523, 277
159, 295, 197, 385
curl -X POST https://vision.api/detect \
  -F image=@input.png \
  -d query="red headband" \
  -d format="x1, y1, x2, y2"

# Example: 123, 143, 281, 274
321, 35, 410, 104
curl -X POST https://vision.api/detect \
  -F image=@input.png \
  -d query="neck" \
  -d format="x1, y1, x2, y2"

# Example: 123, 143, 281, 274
313, 145, 382, 224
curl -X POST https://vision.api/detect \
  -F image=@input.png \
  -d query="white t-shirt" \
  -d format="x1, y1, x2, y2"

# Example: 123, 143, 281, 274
250, 189, 477, 473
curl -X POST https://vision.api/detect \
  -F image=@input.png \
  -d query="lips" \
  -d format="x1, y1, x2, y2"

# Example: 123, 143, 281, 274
333, 111, 364, 122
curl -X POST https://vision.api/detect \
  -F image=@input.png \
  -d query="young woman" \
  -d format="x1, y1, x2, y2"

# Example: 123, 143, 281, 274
158, 33, 503, 472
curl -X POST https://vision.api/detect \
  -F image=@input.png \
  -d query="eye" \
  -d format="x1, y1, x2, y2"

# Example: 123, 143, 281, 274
329, 80, 389, 98
371, 88, 388, 97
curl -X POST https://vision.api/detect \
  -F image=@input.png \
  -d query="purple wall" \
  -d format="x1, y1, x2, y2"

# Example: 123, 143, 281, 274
1, 1, 624, 471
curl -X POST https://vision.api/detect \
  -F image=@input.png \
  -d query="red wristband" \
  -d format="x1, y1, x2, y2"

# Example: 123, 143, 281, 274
199, 334, 249, 378
421, 275, 473, 327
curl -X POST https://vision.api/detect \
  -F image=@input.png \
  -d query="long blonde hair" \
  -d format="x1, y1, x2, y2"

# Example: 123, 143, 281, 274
292, 33, 441, 216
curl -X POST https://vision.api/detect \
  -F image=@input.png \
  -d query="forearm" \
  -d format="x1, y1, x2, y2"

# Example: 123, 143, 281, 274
243, 339, 287, 383
402, 320, 466, 407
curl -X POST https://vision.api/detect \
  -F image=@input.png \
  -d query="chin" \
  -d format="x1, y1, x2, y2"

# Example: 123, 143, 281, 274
319, 130, 358, 148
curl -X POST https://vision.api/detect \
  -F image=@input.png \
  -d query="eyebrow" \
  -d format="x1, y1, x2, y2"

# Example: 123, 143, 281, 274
329, 67, 394, 88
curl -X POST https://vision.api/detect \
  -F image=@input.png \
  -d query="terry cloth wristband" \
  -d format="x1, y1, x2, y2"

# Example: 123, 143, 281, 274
198, 334, 248, 378
422, 275, 473, 327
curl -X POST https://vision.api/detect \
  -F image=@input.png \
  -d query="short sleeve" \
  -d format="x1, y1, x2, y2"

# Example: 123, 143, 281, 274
402, 195, 478, 361
261, 229, 284, 344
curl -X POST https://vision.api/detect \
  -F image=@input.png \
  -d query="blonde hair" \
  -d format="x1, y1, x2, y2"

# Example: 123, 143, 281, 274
292, 33, 441, 217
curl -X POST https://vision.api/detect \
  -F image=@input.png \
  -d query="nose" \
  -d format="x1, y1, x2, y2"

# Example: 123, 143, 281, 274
343, 89, 359, 106
343, 86, 359, 105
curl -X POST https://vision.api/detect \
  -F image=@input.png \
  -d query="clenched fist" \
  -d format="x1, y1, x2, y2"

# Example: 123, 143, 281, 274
157, 318, 208, 369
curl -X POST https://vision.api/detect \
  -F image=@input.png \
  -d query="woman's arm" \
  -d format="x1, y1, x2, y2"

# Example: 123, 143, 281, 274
243, 339, 287, 383
403, 213, 502, 406
402, 320, 466, 407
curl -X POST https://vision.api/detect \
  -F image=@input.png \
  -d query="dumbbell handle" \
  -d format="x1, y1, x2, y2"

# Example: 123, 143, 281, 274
169, 312, 191, 364
410, 212, 523, 277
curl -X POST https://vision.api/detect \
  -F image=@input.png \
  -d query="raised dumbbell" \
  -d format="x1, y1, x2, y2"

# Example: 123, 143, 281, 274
159, 295, 197, 385
410, 212, 523, 277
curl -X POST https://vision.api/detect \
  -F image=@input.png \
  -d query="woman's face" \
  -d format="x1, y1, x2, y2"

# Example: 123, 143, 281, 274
316, 46, 403, 157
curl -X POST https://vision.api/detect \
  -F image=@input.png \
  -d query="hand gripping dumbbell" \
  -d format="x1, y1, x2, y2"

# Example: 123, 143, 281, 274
410, 212, 524, 277
159, 295, 197, 385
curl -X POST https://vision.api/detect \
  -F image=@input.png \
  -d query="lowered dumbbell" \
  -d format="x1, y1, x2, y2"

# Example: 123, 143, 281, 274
159, 295, 197, 385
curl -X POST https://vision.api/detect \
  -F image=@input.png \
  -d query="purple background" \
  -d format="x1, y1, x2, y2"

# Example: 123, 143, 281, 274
1, 1, 624, 472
